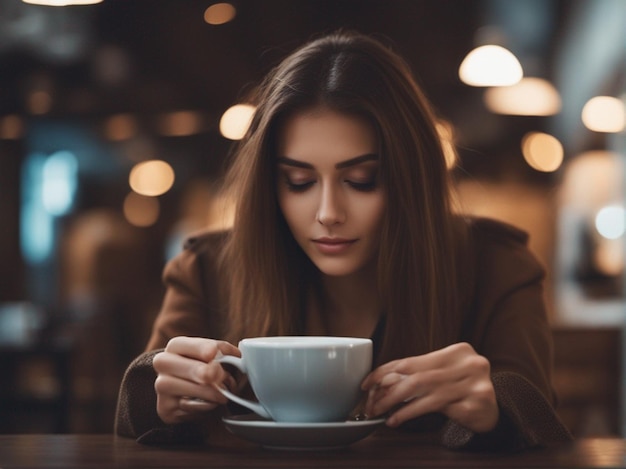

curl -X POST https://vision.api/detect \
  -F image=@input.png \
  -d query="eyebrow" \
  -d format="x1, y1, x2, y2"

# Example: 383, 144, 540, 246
277, 153, 378, 170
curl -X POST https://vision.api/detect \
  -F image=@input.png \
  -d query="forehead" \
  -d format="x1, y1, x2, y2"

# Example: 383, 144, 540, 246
276, 108, 377, 160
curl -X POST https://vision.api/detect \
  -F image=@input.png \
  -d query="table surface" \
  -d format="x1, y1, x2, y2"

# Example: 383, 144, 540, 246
0, 433, 624, 468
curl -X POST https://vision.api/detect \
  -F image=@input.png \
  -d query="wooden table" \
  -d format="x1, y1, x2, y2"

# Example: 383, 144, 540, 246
0, 433, 624, 468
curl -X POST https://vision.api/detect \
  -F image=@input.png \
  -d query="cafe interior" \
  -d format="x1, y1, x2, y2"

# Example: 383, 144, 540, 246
0, 0, 624, 439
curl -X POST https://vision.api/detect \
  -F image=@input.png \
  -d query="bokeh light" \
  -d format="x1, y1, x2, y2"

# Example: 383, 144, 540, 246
157, 111, 203, 137
204, 3, 236, 25
459, 45, 523, 87
595, 205, 625, 240
103, 114, 138, 141
0, 115, 25, 140
484, 77, 561, 116
129, 160, 175, 196
521, 132, 563, 172
581, 96, 625, 133
123, 192, 160, 227
219, 104, 255, 140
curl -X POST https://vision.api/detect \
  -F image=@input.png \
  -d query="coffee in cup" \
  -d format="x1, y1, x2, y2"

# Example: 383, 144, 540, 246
216, 336, 372, 423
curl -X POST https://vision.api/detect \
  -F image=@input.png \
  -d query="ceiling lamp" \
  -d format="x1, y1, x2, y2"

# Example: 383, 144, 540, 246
22, 0, 103, 5
581, 96, 625, 133
459, 45, 523, 87
484, 77, 561, 116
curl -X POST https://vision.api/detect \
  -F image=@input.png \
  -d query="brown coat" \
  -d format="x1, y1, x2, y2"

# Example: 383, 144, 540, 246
115, 217, 572, 451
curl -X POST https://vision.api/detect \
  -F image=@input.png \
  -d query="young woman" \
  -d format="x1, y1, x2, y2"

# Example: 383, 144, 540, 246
115, 31, 572, 450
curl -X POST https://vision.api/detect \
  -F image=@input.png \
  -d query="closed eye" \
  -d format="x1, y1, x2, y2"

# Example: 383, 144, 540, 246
285, 180, 315, 192
346, 180, 377, 192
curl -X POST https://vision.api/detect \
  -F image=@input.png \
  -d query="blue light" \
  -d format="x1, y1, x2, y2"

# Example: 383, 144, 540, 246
20, 150, 78, 265
21, 153, 53, 264
42, 150, 78, 216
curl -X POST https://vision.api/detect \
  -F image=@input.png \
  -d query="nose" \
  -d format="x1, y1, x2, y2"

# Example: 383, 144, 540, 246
316, 183, 346, 226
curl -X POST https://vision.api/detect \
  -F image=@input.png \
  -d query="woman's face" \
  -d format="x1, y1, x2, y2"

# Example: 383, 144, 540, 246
276, 107, 386, 278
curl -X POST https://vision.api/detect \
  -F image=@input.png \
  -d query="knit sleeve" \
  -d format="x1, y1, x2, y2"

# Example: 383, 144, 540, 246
441, 372, 572, 451
114, 350, 208, 444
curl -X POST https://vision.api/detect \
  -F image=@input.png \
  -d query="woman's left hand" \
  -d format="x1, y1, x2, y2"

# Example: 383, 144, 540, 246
361, 342, 499, 433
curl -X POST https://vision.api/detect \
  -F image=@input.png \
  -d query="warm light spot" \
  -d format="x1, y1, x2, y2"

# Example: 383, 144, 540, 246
219, 104, 255, 140
484, 77, 561, 116
581, 96, 625, 133
521, 132, 563, 172
595, 205, 625, 240
22, 0, 103, 5
123, 192, 160, 227
27, 90, 53, 115
459, 45, 523, 87
204, 3, 236, 25
435, 121, 457, 169
157, 111, 203, 137
129, 160, 175, 196
0, 115, 25, 140
104, 114, 138, 141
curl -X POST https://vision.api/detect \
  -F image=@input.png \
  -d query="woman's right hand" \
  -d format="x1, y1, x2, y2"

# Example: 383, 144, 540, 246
152, 336, 241, 424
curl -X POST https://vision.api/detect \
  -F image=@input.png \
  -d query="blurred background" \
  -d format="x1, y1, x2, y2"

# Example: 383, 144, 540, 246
0, 0, 624, 436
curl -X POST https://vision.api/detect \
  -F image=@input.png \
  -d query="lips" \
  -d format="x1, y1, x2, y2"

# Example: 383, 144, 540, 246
312, 237, 357, 255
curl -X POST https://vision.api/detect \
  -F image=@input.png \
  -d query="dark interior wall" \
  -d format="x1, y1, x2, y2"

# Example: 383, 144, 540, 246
0, 140, 23, 301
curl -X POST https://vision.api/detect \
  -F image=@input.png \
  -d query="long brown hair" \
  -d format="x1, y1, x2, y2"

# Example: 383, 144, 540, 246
220, 31, 467, 363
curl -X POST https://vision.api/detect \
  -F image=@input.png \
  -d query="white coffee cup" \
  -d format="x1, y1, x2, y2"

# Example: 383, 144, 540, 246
216, 336, 372, 423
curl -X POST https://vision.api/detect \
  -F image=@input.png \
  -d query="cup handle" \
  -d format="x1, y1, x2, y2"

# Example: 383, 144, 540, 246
214, 354, 272, 420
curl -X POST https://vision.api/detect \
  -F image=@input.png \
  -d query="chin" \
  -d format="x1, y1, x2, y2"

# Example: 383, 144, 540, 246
312, 260, 362, 278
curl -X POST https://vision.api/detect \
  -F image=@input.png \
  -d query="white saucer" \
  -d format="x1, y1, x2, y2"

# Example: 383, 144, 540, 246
222, 414, 385, 450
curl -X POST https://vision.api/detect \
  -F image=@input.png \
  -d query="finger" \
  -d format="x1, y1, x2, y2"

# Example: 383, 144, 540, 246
362, 360, 403, 390
164, 337, 240, 362
156, 387, 219, 424
156, 393, 186, 424
155, 373, 239, 425
367, 372, 424, 418
155, 373, 230, 405
385, 378, 471, 427
366, 361, 470, 416
157, 394, 215, 424
362, 355, 435, 390
154, 352, 231, 386
364, 371, 406, 413
378, 372, 407, 388
179, 396, 216, 412
385, 393, 452, 427
364, 344, 480, 391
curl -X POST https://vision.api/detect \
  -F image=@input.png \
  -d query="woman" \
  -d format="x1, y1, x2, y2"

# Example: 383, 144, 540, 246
115, 31, 572, 450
